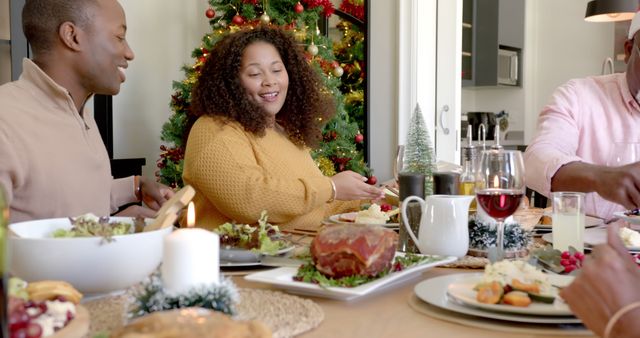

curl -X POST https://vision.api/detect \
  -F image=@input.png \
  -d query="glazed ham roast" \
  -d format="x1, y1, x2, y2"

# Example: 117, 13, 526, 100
310, 225, 398, 278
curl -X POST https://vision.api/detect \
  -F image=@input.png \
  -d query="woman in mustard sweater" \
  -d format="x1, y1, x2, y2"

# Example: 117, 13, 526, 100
183, 27, 383, 232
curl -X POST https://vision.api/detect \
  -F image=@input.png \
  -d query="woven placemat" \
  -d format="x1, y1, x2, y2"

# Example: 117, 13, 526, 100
83, 288, 323, 338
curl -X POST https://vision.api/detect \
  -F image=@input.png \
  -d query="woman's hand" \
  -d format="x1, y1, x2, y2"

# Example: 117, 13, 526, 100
560, 222, 640, 337
139, 176, 175, 210
331, 171, 384, 201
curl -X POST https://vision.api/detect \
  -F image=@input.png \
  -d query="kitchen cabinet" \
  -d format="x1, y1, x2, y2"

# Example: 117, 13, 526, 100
462, 0, 524, 87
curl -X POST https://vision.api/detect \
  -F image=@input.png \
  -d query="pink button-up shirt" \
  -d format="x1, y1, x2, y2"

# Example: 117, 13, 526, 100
524, 72, 640, 220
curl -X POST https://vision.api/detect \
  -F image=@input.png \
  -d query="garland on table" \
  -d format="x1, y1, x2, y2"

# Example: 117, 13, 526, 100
468, 220, 532, 251
129, 271, 238, 319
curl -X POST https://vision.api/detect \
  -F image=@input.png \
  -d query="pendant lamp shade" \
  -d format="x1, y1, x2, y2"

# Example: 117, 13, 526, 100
585, 0, 636, 22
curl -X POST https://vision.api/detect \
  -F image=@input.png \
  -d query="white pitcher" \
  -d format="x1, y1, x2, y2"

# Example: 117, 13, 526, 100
401, 195, 474, 258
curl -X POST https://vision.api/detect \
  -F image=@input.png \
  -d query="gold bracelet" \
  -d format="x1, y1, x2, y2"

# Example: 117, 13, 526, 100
603, 301, 640, 338
327, 179, 337, 203
134, 176, 142, 202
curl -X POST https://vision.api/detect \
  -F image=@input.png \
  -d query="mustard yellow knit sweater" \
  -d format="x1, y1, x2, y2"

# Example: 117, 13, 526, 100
183, 116, 360, 232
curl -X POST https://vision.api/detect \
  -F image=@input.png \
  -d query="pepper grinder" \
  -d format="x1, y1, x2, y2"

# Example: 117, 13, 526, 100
398, 173, 425, 253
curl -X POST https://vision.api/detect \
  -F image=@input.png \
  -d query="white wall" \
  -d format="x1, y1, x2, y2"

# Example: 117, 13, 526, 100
113, 0, 209, 178
369, 0, 397, 181
462, 0, 615, 144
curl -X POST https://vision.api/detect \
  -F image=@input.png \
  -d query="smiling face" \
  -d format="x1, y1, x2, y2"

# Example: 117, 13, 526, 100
80, 0, 135, 95
239, 41, 289, 119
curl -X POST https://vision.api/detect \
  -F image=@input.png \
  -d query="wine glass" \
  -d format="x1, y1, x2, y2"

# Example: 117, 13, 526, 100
607, 142, 640, 167
393, 144, 405, 183
475, 149, 525, 261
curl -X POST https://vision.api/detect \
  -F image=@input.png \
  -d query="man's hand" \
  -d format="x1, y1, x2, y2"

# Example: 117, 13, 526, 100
595, 163, 640, 210
139, 176, 175, 210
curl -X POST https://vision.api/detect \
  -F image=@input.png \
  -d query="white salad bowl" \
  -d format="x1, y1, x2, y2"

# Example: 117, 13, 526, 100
9, 217, 173, 296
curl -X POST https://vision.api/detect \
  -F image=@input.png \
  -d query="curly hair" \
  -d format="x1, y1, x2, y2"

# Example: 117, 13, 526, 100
189, 26, 336, 148
23, 0, 99, 55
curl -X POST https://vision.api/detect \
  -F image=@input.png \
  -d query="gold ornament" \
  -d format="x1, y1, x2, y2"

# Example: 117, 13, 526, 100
260, 13, 271, 25
307, 43, 319, 56
332, 66, 344, 77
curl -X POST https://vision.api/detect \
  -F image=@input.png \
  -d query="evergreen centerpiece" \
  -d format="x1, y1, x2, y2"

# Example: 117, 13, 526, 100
157, 0, 371, 188
402, 104, 436, 195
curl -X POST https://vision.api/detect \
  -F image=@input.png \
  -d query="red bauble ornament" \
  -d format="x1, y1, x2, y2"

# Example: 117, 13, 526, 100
294, 2, 304, 13
354, 134, 364, 143
367, 176, 377, 185
232, 15, 245, 25
205, 8, 215, 18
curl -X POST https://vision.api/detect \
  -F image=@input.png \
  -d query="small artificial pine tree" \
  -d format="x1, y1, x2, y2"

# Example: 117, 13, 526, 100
156, 0, 371, 188
402, 103, 435, 195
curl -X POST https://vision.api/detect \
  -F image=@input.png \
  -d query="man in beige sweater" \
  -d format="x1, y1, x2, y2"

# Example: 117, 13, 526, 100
0, 0, 173, 223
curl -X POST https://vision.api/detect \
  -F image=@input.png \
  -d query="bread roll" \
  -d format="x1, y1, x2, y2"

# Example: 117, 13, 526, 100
111, 308, 271, 338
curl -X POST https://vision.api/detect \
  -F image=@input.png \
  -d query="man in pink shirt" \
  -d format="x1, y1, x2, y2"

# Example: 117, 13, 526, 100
525, 12, 640, 221
0, 0, 174, 222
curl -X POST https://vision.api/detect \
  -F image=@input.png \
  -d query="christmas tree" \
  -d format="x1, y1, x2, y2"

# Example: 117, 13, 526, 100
157, 0, 371, 188
402, 104, 435, 195
333, 0, 366, 133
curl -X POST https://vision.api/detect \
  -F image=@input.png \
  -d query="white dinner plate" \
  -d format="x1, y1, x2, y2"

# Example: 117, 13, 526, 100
414, 274, 580, 324
535, 215, 603, 229
220, 245, 294, 263
327, 212, 399, 229
244, 253, 457, 301
542, 228, 640, 253
614, 211, 640, 225
446, 273, 574, 316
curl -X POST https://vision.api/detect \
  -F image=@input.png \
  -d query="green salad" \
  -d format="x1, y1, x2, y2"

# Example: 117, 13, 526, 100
215, 211, 290, 255
52, 214, 141, 242
294, 254, 440, 288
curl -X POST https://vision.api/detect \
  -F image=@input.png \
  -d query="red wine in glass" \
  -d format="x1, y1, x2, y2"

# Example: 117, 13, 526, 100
476, 189, 523, 221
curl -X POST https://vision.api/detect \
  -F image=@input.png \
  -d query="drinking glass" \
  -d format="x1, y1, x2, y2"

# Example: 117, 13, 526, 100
551, 192, 585, 252
607, 142, 640, 166
393, 145, 405, 183
475, 150, 526, 261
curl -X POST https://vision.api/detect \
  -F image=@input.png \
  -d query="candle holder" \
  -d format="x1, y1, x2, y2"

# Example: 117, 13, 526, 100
129, 271, 238, 319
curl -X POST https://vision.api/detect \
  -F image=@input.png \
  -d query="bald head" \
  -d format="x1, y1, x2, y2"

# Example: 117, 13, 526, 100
22, 0, 99, 55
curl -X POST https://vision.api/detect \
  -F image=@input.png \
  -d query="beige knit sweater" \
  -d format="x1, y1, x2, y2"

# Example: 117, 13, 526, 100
183, 116, 359, 232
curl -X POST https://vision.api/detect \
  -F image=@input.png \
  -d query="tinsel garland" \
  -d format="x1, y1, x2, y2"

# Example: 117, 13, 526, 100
129, 272, 238, 319
468, 220, 532, 251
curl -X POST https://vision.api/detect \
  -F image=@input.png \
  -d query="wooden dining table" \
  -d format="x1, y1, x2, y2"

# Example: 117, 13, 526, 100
234, 267, 595, 338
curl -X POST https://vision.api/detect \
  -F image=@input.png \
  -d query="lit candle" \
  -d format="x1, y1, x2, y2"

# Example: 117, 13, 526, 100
162, 202, 219, 294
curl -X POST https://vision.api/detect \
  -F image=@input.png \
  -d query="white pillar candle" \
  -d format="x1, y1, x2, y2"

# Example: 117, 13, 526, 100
162, 203, 219, 295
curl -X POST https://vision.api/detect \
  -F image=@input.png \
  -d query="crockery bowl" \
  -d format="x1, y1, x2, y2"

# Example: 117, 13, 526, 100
9, 217, 172, 296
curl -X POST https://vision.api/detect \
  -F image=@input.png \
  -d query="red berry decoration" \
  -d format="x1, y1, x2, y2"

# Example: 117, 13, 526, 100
367, 176, 377, 185
354, 133, 364, 144
232, 15, 244, 25
205, 8, 215, 18
380, 204, 392, 212
294, 2, 304, 13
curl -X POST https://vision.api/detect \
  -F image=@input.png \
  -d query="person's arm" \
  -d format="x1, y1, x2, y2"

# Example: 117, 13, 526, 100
523, 81, 584, 199
552, 161, 640, 210
561, 223, 640, 338
0, 125, 17, 205
110, 176, 174, 217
